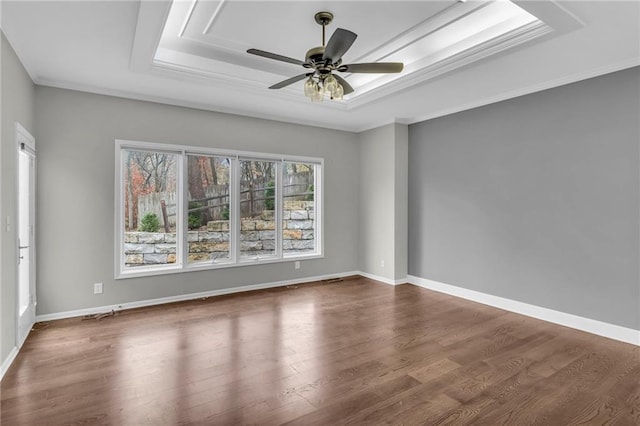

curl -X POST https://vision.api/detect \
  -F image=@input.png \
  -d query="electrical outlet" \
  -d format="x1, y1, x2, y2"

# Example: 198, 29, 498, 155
93, 282, 103, 294
294, 261, 300, 270
380, 260, 385, 268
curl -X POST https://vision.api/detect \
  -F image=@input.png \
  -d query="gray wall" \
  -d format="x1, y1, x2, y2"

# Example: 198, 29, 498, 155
408, 67, 640, 330
34, 86, 360, 315
3, 32, 636, 378
358, 123, 408, 281
1, 33, 35, 363
393, 124, 408, 280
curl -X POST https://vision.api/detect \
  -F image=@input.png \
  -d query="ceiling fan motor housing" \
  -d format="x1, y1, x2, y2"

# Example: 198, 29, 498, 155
305, 46, 336, 75
305, 46, 325, 63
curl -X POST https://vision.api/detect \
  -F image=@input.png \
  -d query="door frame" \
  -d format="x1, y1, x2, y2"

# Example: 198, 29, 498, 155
15, 122, 36, 349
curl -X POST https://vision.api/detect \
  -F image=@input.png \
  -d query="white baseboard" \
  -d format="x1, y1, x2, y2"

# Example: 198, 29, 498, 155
36, 271, 360, 322
357, 271, 408, 286
1, 346, 19, 381
33, 272, 638, 345
407, 275, 639, 346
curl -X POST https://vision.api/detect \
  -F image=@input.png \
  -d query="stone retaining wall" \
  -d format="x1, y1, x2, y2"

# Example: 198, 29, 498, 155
125, 201, 314, 266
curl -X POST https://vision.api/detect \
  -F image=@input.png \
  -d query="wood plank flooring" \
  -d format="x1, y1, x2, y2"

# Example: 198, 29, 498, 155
1, 276, 638, 425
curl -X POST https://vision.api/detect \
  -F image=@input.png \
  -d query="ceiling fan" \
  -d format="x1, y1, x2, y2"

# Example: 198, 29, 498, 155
247, 12, 404, 102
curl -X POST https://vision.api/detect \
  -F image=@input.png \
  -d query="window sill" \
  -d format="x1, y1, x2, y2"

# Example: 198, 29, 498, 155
115, 253, 324, 280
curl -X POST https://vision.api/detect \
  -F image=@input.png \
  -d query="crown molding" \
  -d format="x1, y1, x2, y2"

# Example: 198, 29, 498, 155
399, 57, 640, 126
348, 21, 552, 109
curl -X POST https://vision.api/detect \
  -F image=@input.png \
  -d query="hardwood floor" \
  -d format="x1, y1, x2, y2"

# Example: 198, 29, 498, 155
1, 276, 638, 425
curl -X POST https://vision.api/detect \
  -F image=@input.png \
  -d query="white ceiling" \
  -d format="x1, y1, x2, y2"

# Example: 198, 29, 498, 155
2, 1, 639, 132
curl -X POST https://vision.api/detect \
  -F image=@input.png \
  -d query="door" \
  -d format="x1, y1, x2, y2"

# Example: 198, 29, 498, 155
17, 123, 36, 348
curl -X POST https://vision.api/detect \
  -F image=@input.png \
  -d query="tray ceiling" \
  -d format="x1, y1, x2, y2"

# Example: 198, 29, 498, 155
2, 1, 639, 131
145, 0, 550, 106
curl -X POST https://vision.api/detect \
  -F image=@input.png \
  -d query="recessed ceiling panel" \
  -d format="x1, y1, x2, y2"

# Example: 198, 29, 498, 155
181, 1, 454, 64
153, 0, 553, 106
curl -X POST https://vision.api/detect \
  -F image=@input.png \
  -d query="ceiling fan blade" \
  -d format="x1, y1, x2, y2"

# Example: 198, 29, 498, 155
247, 48, 305, 66
269, 73, 312, 90
339, 62, 404, 73
323, 28, 357, 63
332, 74, 354, 95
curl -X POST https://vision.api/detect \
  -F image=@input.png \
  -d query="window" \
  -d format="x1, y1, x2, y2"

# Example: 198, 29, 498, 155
115, 140, 322, 278
120, 148, 180, 272
187, 154, 231, 265
283, 162, 316, 255
239, 159, 277, 260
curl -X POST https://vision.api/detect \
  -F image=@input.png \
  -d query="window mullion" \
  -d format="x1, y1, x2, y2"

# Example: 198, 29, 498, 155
179, 151, 187, 268
315, 163, 322, 254
276, 162, 283, 259
232, 156, 241, 264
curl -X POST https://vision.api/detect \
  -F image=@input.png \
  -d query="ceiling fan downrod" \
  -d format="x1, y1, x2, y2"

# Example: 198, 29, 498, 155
314, 11, 334, 47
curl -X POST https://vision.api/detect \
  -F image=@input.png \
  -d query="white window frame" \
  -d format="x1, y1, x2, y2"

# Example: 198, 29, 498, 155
184, 152, 236, 267
279, 160, 323, 259
115, 139, 323, 279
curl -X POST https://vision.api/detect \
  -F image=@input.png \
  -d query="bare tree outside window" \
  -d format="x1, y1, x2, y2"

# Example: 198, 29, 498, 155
122, 149, 178, 268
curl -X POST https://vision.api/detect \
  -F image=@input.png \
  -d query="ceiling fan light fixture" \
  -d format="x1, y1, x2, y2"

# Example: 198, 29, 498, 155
311, 86, 324, 103
333, 82, 344, 100
304, 77, 317, 97
303, 74, 344, 102
304, 77, 324, 102
324, 74, 339, 94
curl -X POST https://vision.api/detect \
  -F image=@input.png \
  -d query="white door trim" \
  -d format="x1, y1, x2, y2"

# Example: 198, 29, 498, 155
16, 122, 35, 152
15, 122, 36, 349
